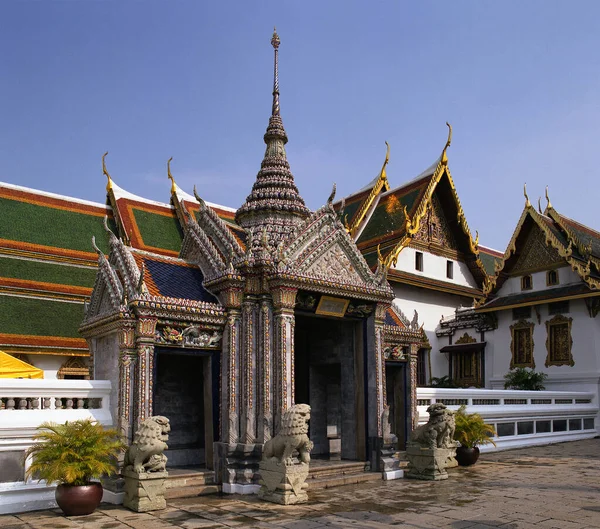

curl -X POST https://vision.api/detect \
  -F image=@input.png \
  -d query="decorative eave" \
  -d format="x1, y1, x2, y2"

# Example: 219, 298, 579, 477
348, 142, 391, 239
482, 188, 600, 301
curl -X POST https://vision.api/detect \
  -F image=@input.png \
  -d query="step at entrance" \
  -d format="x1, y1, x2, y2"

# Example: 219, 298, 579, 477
307, 460, 381, 489
165, 467, 219, 499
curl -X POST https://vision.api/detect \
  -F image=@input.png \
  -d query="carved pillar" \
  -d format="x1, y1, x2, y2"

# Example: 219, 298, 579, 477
118, 321, 137, 443
272, 286, 297, 432
134, 317, 157, 425
240, 295, 259, 444
257, 295, 274, 443
219, 287, 243, 444
373, 303, 388, 438
409, 343, 419, 431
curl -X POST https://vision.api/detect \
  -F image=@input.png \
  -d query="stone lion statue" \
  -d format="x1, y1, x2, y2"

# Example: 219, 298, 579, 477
408, 403, 455, 449
124, 416, 171, 473
262, 404, 313, 465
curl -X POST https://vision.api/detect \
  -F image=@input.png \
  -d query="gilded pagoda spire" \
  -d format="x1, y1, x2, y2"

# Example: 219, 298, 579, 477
236, 28, 310, 248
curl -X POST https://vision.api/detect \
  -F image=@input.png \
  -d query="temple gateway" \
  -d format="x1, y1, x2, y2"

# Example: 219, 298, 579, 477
79, 30, 424, 491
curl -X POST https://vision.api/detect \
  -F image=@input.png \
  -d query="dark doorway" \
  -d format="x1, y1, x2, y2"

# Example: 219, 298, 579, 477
154, 350, 214, 468
294, 315, 365, 460
385, 362, 408, 450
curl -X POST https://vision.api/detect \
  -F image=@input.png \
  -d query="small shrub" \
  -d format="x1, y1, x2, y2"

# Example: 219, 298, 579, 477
504, 368, 547, 390
453, 405, 497, 448
25, 419, 126, 486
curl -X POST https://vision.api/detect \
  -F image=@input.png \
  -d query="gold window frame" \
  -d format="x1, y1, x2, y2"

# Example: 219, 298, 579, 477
545, 314, 574, 367
510, 319, 535, 369
57, 357, 91, 380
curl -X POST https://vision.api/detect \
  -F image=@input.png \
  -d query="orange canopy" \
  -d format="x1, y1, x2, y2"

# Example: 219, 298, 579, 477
0, 351, 44, 379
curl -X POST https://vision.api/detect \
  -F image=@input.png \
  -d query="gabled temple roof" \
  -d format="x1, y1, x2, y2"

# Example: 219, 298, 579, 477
478, 190, 600, 307
350, 126, 488, 291
478, 245, 504, 276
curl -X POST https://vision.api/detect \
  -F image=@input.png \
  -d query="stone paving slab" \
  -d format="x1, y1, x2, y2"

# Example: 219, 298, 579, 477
3, 439, 600, 528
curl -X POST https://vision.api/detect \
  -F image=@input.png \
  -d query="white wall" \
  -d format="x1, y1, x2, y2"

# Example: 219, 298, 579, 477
25, 355, 63, 380
490, 299, 600, 393
392, 283, 473, 380
497, 266, 578, 296
394, 247, 478, 289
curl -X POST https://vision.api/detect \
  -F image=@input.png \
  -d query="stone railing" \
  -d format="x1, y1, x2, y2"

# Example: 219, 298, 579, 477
0, 379, 113, 514
416, 387, 598, 452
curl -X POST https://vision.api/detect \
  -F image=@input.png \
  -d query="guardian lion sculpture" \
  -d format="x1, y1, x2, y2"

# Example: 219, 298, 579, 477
408, 403, 455, 449
262, 404, 313, 465
124, 416, 171, 473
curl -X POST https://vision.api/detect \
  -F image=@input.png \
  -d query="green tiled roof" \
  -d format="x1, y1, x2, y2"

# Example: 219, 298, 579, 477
0, 256, 97, 288
479, 251, 501, 276
0, 197, 112, 254
0, 295, 85, 338
132, 208, 183, 252
357, 187, 422, 245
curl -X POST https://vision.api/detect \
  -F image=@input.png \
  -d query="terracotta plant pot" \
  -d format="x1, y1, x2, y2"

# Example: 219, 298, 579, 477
55, 482, 103, 516
455, 445, 480, 466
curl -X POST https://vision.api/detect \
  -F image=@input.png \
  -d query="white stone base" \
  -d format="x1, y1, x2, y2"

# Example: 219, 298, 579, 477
383, 469, 404, 481
221, 483, 261, 495
0, 482, 57, 515
101, 488, 124, 505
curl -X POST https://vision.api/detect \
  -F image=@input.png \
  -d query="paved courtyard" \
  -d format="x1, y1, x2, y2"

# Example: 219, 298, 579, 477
4, 439, 600, 529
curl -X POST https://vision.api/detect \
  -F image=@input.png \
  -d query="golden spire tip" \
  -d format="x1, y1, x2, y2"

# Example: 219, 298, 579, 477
524, 183, 531, 208
545, 185, 553, 209
102, 151, 113, 192
167, 157, 176, 194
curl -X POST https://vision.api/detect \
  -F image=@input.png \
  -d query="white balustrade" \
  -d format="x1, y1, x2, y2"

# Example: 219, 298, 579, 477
0, 379, 113, 514
417, 387, 598, 452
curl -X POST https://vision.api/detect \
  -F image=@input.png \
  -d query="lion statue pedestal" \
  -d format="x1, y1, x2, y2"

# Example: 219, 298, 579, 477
258, 404, 313, 505
123, 416, 171, 512
405, 404, 457, 481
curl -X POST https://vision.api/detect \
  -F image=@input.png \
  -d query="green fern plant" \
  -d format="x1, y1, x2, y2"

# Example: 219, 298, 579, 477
25, 419, 126, 486
504, 368, 547, 390
454, 405, 497, 449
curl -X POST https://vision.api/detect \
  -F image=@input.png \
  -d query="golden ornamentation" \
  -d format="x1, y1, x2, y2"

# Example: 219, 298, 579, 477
102, 151, 113, 192
348, 142, 391, 239
441, 122, 452, 165
167, 157, 176, 194
455, 332, 476, 345
545, 314, 574, 367
523, 183, 531, 208
545, 185, 552, 210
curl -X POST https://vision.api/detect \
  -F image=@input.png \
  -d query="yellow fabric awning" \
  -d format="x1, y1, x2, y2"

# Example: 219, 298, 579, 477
0, 351, 44, 379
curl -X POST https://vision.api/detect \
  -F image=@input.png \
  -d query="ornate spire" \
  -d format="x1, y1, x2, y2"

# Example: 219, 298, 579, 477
236, 29, 310, 248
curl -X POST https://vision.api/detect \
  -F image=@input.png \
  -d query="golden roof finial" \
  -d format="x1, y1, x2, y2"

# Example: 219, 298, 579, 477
545, 185, 553, 209
524, 183, 531, 208
167, 157, 176, 194
381, 141, 390, 180
102, 152, 113, 192
538, 197, 542, 214
441, 122, 452, 165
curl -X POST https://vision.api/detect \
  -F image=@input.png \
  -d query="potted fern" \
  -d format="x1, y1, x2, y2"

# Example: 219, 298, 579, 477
453, 405, 496, 466
25, 419, 126, 516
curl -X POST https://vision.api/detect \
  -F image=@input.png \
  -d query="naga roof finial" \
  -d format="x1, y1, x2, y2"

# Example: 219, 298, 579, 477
271, 27, 281, 117
102, 152, 113, 192
167, 157, 176, 194
441, 122, 452, 165
381, 141, 390, 180
524, 183, 531, 208
545, 185, 553, 210
538, 197, 543, 214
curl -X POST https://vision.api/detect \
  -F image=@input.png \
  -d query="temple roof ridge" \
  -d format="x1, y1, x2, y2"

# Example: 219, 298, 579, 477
109, 179, 173, 209
0, 181, 110, 210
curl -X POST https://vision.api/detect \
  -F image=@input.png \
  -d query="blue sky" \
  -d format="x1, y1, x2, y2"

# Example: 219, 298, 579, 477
2, 1, 599, 251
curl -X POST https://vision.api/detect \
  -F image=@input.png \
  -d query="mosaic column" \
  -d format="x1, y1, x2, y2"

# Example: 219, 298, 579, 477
409, 343, 419, 431
272, 286, 297, 432
240, 295, 259, 444
133, 317, 157, 425
219, 287, 243, 444
118, 321, 137, 443
257, 295, 274, 443
373, 303, 388, 438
